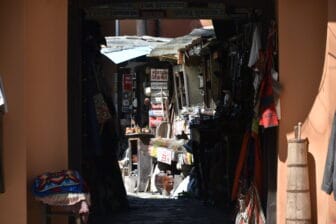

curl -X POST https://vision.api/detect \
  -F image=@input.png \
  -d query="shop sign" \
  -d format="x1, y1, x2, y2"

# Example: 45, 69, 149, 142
87, 8, 139, 19
151, 81, 168, 90
85, 1, 226, 19
87, 8, 227, 19
139, 2, 187, 9
123, 74, 132, 91
151, 97, 165, 104
151, 103, 163, 110
149, 110, 164, 117
85, 1, 225, 10
122, 106, 130, 113
122, 99, 131, 112
150, 90, 169, 104
169, 8, 226, 19
151, 69, 169, 82
84, 1, 186, 9
122, 99, 130, 106
157, 147, 172, 165
140, 10, 166, 18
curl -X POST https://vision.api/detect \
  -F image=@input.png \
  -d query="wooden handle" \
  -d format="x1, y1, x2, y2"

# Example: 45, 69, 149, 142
298, 122, 302, 140
294, 125, 298, 139
293, 122, 302, 140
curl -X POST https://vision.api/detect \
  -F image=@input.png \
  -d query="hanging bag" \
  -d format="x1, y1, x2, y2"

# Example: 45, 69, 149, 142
235, 184, 265, 224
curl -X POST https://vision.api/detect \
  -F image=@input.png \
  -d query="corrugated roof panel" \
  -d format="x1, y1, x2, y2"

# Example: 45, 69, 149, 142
148, 27, 215, 59
101, 35, 171, 64
101, 46, 152, 64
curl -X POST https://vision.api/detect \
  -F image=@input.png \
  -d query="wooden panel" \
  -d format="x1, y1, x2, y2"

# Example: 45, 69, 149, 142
68, 0, 83, 171
0, 113, 4, 193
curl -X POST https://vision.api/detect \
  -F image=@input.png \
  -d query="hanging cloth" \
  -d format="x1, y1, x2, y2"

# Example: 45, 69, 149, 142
231, 131, 262, 201
248, 25, 262, 68
322, 112, 336, 199
235, 184, 266, 224
92, 63, 112, 126
258, 27, 279, 128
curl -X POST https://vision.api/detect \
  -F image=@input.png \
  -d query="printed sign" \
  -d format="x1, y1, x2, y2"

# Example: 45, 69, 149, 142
86, 2, 227, 19
122, 99, 130, 106
122, 107, 130, 113
151, 89, 168, 97
149, 116, 164, 128
157, 147, 173, 165
151, 81, 168, 90
149, 110, 164, 117
151, 69, 169, 81
151, 103, 163, 110
123, 74, 132, 91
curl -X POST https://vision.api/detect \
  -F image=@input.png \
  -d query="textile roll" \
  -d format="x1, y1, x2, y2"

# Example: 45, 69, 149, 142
286, 138, 311, 224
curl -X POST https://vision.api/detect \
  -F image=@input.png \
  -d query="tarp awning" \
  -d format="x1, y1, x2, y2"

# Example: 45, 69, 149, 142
101, 35, 171, 64
148, 27, 215, 60
148, 35, 202, 58
101, 46, 152, 64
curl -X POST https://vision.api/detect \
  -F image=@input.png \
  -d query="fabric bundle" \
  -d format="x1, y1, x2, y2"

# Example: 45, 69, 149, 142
235, 185, 266, 224
150, 137, 186, 151
258, 27, 279, 128
33, 170, 90, 206
231, 132, 262, 201
35, 193, 90, 207
148, 138, 193, 167
93, 93, 112, 124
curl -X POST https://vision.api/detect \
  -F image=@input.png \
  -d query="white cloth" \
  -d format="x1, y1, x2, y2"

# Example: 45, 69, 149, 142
272, 69, 281, 120
248, 26, 262, 68
172, 176, 190, 198
150, 165, 160, 193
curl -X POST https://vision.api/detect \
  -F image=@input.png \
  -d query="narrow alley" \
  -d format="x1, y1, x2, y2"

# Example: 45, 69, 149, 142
90, 193, 231, 224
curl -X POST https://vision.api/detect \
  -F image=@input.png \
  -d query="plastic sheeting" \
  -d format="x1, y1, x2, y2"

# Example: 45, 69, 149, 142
101, 46, 152, 64
101, 36, 171, 64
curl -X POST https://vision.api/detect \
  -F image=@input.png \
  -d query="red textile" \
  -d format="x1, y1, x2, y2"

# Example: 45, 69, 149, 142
231, 132, 262, 201
235, 185, 266, 224
232, 132, 249, 201
258, 29, 279, 128
149, 116, 164, 128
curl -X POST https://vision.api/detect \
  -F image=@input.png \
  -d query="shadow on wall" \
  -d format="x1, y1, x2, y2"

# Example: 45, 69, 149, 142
279, 21, 328, 163
278, 0, 328, 163
308, 152, 317, 224
329, 0, 336, 21
284, 22, 336, 223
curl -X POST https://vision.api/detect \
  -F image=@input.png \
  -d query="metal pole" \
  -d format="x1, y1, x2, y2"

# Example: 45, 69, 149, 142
136, 20, 147, 36
115, 19, 120, 36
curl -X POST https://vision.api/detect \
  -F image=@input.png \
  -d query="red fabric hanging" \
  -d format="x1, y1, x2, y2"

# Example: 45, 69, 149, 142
231, 132, 262, 201
258, 29, 279, 128
235, 184, 266, 224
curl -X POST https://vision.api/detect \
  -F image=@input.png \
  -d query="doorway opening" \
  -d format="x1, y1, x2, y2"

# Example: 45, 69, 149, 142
68, 1, 278, 223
